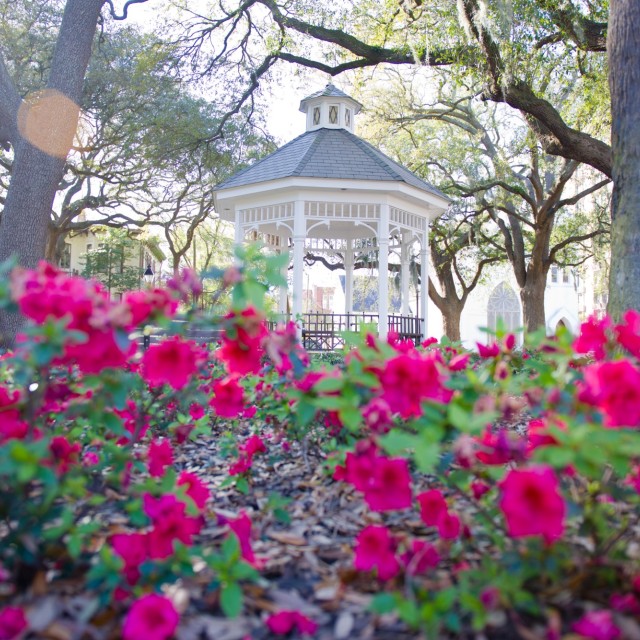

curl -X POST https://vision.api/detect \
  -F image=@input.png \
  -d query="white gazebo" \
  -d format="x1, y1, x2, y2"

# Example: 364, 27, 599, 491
213, 84, 450, 348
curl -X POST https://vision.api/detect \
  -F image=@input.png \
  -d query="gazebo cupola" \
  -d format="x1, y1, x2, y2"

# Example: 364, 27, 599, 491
213, 84, 451, 347
299, 84, 362, 133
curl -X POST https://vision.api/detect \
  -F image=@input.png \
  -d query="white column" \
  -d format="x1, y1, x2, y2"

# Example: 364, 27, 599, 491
234, 209, 243, 251
292, 201, 306, 337
344, 239, 354, 315
401, 231, 411, 316
378, 204, 390, 338
278, 243, 288, 316
420, 227, 429, 340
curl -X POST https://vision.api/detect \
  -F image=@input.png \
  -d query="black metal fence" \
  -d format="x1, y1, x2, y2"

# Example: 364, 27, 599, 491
138, 313, 423, 352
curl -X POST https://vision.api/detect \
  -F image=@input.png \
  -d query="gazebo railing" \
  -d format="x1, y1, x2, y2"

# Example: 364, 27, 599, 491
270, 312, 424, 351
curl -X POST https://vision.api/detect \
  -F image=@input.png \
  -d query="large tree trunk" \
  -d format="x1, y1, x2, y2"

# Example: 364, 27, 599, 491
45, 226, 65, 264
0, 0, 104, 346
520, 275, 547, 333
441, 306, 462, 343
607, 0, 640, 319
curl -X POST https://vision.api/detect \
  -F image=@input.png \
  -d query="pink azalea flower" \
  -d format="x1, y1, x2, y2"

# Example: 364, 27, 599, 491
437, 511, 461, 539
226, 511, 262, 568
241, 435, 267, 458
362, 397, 394, 434
610, 592, 640, 615
266, 611, 318, 636
189, 404, 205, 420
228, 456, 253, 476
143, 493, 202, 559
82, 451, 100, 467
471, 480, 491, 499
571, 610, 620, 640
417, 490, 448, 527
363, 457, 413, 512
499, 466, 565, 544
477, 342, 500, 358
166, 268, 203, 302
217, 307, 267, 376
474, 427, 525, 465
111, 532, 148, 585
122, 594, 179, 640
615, 309, 640, 358
0, 387, 28, 443
333, 446, 378, 491
526, 418, 563, 455
141, 337, 205, 390
122, 289, 177, 328
480, 587, 501, 610
147, 439, 173, 478
379, 351, 452, 418
0, 606, 28, 640
449, 352, 471, 371
574, 315, 611, 360
177, 471, 210, 511
210, 376, 245, 418
581, 360, 640, 427
401, 540, 440, 575
353, 525, 400, 581
48, 435, 81, 474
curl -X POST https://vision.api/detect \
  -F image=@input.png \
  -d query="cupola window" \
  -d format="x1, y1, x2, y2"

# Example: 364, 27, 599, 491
329, 105, 338, 124
345, 108, 351, 127
313, 107, 321, 125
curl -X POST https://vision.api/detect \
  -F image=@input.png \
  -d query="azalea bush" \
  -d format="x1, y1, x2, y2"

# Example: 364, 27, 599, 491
0, 250, 290, 638
0, 250, 639, 640
291, 318, 640, 638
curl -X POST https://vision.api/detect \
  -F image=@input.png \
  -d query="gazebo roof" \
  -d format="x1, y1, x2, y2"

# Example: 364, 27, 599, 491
298, 83, 363, 113
215, 127, 447, 200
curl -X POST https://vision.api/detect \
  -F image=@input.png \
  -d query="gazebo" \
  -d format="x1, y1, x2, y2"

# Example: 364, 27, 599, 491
213, 84, 450, 349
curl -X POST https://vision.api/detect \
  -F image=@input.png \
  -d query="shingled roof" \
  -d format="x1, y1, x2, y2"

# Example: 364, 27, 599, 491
215, 127, 448, 200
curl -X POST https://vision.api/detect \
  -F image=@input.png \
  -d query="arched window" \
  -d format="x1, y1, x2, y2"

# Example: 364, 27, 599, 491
487, 282, 521, 335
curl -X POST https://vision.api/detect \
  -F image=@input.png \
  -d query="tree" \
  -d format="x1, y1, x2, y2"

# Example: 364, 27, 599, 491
172, 0, 610, 175
362, 83, 610, 331
0, 0, 274, 344
80, 227, 150, 296
607, 1, 640, 318
428, 211, 502, 342
0, 0, 151, 343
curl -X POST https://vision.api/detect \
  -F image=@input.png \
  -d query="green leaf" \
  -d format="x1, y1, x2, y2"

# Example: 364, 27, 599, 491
313, 377, 344, 393
221, 534, 241, 562
220, 582, 243, 618
231, 561, 258, 581
338, 406, 362, 432
369, 592, 397, 614
379, 430, 417, 456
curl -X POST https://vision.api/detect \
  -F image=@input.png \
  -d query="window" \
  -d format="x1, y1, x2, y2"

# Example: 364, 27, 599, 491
563, 269, 569, 284
487, 282, 521, 336
86, 243, 93, 252
345, 108, 351, 127
313, 107, 320, 125
60, 243, 71, 269
551, 265, 558, 283
329, 105, 338, 124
